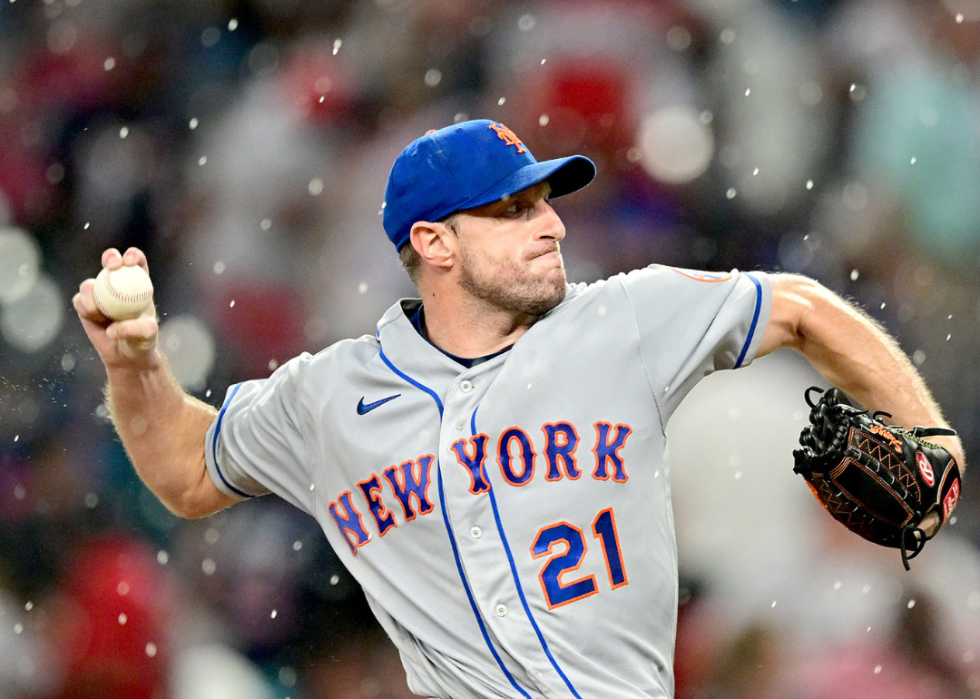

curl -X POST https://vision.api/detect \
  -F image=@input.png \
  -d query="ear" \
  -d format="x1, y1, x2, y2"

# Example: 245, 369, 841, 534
410, 221, 456, 271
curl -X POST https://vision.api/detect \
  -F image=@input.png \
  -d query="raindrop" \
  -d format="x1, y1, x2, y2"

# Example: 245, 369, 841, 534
268, 358, 278, 371
771, 600, 777, 608
13, 624, 22, 634
726, 187, 737, 199
666, 26, 692, 52
202, 558, 216, 575
862, 584, 871, 593
332, 38, 342, 55
61, 353, 75, 372
719, 28, 736, 44
292, 541, 303, 551
880, 303, 886, 309
834, 581, 842, 590
956, 13, 964, 23
910, 157, 917, 164
498, 97, 506, 106
205, 389, 212, 398
84, 492, 98, 508
874, 665, 882, 674
104, 57, 115, 71
539, 114, 549, 126
118, 613, 127, 625
358, 282, 368, 294
329, 574, 340, 585
201, 26, 221, 47
744, 88, 751, 97
117, 581, 130, 596
518, 14, 536, 31
84, 222, 90, 229
734, 471, 742, 480
228, 19, 238, 31
13, 435, 19, 443
424, 69, 442, 87
159, 316, 217, 390
806, 180, 814, 190
146, 643, 157, 657
849, 84, 867, 101
279, 667, 297, 688
271, 609, 277, 619
198, 156, 207, 166
45, 163, 64, 185
913, 349, 926, 365
24, 602, 32, 611
308, 178, 324, 196
309, 483, 315, 491
540, 58, 546, 65
205, 527, 219, 544
120, 127, 129, 139
213, 260, 225, 274
907, 599, 916, 608
947, 334, 952, 341
753, 167, 759, 176
260, 218, 272, 230
850, 269, 859, 281
157, 550, 169, 565
189, 118, 199, 130
919, 106, 939, 127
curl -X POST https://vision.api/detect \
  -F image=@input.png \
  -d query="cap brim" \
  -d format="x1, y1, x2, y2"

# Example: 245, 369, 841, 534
461, 155, 596, 211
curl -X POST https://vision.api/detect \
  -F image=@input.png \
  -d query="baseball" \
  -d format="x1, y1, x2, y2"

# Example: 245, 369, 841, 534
92, 264, 154, 321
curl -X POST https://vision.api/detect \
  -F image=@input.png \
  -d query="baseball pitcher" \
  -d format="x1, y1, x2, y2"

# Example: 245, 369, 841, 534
74, 120, 964, 698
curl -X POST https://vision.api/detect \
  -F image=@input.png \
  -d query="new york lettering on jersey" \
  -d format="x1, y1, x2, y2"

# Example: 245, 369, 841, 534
328, 421, 633, 554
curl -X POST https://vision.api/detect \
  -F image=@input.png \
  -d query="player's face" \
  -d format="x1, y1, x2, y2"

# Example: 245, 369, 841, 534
452, 182, 567, 316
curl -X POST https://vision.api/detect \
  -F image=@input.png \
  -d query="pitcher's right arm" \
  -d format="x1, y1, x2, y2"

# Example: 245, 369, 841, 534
74, 247, 236, 519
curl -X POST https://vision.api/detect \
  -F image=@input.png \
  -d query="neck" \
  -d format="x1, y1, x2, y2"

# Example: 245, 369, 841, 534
418, 286, 538, 358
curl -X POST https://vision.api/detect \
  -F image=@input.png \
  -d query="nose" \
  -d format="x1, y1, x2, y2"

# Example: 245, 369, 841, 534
535, 200, 566, 242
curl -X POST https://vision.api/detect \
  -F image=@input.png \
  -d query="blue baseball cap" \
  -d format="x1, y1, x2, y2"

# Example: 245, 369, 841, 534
383, 119, 596, 251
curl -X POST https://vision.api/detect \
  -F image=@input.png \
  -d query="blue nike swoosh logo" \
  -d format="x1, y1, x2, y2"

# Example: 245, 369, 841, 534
357, 394, 401, 415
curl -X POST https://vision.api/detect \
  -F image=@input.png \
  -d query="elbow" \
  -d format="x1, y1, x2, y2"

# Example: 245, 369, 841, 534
761, 273, 825, 355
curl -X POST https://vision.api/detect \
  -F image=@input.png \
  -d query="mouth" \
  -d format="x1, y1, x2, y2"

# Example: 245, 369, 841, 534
528, 245, 561, 262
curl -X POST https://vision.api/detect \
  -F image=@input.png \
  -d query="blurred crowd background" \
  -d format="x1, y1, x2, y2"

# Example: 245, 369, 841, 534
2, 0, 980, 696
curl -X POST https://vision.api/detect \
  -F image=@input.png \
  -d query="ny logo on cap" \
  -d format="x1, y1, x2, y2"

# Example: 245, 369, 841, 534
489, 123, 527, 153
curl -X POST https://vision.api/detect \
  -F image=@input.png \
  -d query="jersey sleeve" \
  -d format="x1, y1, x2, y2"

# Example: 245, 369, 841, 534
204, 353, 316, 514
621, 266, 771, 425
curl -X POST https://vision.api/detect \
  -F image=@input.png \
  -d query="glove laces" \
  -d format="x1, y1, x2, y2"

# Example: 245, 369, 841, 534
901, 525, 927, 571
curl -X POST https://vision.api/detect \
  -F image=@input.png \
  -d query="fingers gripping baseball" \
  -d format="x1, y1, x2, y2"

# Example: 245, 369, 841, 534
74, 248, 159, 367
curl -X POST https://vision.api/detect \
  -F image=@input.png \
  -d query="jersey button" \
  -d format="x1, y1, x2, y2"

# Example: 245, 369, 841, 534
470, 526, 482, 539
455, 420, 466, 431
495, 604, 508, 617
460, 380, 474, 393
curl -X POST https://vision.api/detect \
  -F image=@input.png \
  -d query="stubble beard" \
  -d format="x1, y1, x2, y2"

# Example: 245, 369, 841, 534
458, 246, 567, 318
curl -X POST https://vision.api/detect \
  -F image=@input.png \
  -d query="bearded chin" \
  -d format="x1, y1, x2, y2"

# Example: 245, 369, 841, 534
459, 256, 567, 317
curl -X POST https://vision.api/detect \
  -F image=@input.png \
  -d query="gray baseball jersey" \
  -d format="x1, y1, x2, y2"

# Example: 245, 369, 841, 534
204, 264, 771, 698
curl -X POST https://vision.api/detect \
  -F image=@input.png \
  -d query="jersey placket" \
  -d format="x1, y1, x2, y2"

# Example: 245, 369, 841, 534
439, 368, 582, 699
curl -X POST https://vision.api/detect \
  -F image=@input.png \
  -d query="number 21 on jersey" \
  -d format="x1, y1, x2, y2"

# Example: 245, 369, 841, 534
531, 507, 628, 609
